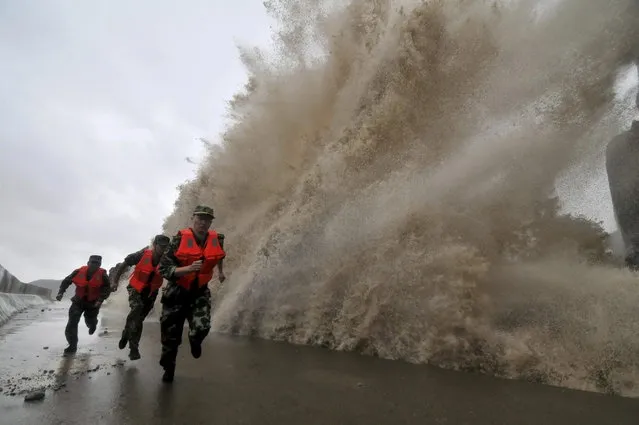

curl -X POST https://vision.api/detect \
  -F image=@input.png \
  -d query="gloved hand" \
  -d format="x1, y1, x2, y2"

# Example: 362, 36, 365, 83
55, 293, 63, 301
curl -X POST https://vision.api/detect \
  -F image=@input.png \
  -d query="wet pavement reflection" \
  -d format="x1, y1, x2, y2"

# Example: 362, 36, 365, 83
0, 301, 638, 424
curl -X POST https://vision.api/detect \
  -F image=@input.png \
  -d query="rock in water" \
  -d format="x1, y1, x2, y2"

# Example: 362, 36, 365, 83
24, 391, 45, 402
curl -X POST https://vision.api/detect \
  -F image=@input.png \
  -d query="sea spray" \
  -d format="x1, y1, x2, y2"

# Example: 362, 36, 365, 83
164, 0, 639, 396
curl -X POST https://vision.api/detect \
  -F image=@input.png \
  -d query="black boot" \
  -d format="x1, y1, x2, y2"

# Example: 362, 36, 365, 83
118, 330, 128, 350
159, 356, 175, 382
162, 367, 174, 383
189, 337, 202, 359
64, 345, 77, 355
88, 324, 97, 335
162, 363, 175, 383
129, 347, 141, 361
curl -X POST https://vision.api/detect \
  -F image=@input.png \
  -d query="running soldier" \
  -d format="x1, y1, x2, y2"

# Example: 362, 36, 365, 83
110, 235, 170, 360
158, 205, 226, 383
56, 255, 111, 354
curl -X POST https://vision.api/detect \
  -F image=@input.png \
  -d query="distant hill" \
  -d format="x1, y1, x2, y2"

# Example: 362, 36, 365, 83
28, 279, 64, 297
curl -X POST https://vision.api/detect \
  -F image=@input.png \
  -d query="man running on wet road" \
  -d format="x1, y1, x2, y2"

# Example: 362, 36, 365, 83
110, 234, 170, 360
158, 205, 226, 382
56, 255, 111, 354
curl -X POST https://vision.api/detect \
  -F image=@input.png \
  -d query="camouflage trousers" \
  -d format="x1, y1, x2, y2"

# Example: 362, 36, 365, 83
159, 283, 211, 367
65, 299, 100, 346
121, 285, 158, 350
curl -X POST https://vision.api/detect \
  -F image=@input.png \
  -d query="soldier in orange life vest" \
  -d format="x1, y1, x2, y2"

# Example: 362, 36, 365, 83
110, 235, 170, 360
157, 205, 226, 383
55, 255, 112, 354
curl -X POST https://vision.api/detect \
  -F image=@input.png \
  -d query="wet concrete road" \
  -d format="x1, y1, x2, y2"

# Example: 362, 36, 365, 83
1, 301, 639, 424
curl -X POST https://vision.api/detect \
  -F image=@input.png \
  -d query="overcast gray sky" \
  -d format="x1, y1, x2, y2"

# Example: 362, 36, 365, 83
0, 1, 273, 282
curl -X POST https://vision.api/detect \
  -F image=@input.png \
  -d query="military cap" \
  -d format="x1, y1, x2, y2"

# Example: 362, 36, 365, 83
192, 205, 215, 218
154, 235, 170, 245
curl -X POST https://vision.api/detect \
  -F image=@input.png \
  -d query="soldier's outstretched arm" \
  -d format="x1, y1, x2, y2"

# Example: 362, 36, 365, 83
159, 233, 182, 280
98, 270, 112, 303
56, 269, 79, 301
109, 264, 128, 291
110, 248, 146, 290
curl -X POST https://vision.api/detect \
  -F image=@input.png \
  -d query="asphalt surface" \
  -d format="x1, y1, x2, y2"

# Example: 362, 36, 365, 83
0, 299, 638, 425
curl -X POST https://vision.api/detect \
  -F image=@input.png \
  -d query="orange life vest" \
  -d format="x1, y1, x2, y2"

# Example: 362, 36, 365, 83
72, 266, 105, 302
129, 249, 164, 293
175, 228, 226, 289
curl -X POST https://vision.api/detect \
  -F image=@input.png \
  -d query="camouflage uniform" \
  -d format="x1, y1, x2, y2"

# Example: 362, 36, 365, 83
114, 248, 163, 354
57, 265, 111, 350
122, 286, 158, 349
606, 121, 639, 269
158, 278, 213, 365
158, 210, 224, 378
606, 2, 639, 268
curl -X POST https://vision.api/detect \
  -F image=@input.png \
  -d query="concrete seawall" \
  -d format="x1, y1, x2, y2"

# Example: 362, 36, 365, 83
0, 293, 48, 326
0, 266, 51, 299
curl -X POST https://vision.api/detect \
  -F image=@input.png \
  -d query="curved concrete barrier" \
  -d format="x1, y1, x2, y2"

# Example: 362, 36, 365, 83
0, 266, 52, 299
0, 293, 48, 326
